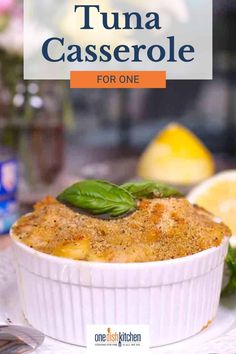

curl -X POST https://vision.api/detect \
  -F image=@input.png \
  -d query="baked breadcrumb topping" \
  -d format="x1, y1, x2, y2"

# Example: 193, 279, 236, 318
12, 196, 231, 262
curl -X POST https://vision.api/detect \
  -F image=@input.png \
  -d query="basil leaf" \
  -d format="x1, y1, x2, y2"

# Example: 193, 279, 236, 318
122, 180, 183, 199
222, 245, 236, 297
57, 180, 136, 217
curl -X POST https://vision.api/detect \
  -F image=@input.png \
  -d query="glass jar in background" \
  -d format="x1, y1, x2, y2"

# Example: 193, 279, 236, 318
16, 81, 64, 184
2, 81, 65, 206
0, 148, 18, 235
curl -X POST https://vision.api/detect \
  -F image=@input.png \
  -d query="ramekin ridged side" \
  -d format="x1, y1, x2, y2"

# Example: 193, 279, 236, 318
11, 236, 229, 347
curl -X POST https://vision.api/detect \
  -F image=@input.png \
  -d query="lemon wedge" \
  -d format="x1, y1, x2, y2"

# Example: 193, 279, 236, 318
137, 123, 215, 185
188, 171, 236, 234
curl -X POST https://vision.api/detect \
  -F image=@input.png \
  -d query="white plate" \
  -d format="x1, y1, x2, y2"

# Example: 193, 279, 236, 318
1, 247, 236, 354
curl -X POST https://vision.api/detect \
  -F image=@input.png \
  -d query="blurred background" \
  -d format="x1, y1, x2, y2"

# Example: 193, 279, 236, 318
0, 0, 236, 234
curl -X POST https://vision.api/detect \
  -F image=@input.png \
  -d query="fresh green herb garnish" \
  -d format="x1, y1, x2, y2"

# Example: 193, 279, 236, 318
57, 179, 182, 218
222, 245, 236, 297
57, 180, 136, 218
122, 180, 183, 199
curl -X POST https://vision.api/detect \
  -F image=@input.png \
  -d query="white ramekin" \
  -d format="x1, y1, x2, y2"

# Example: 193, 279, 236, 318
10, 231, 229, 348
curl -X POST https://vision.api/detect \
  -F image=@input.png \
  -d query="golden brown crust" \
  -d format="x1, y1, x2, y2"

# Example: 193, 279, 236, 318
12, 196, 231, 263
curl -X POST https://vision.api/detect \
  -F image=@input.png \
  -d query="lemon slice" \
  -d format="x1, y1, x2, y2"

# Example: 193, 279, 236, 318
137, 123, 215, 185
188, 171, 236, 234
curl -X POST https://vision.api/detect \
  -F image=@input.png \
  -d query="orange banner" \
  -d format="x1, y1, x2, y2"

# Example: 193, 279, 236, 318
70, 71, 166, 89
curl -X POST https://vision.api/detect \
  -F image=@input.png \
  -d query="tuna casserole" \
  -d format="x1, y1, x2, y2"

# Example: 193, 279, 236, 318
12, 195, 231, 263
